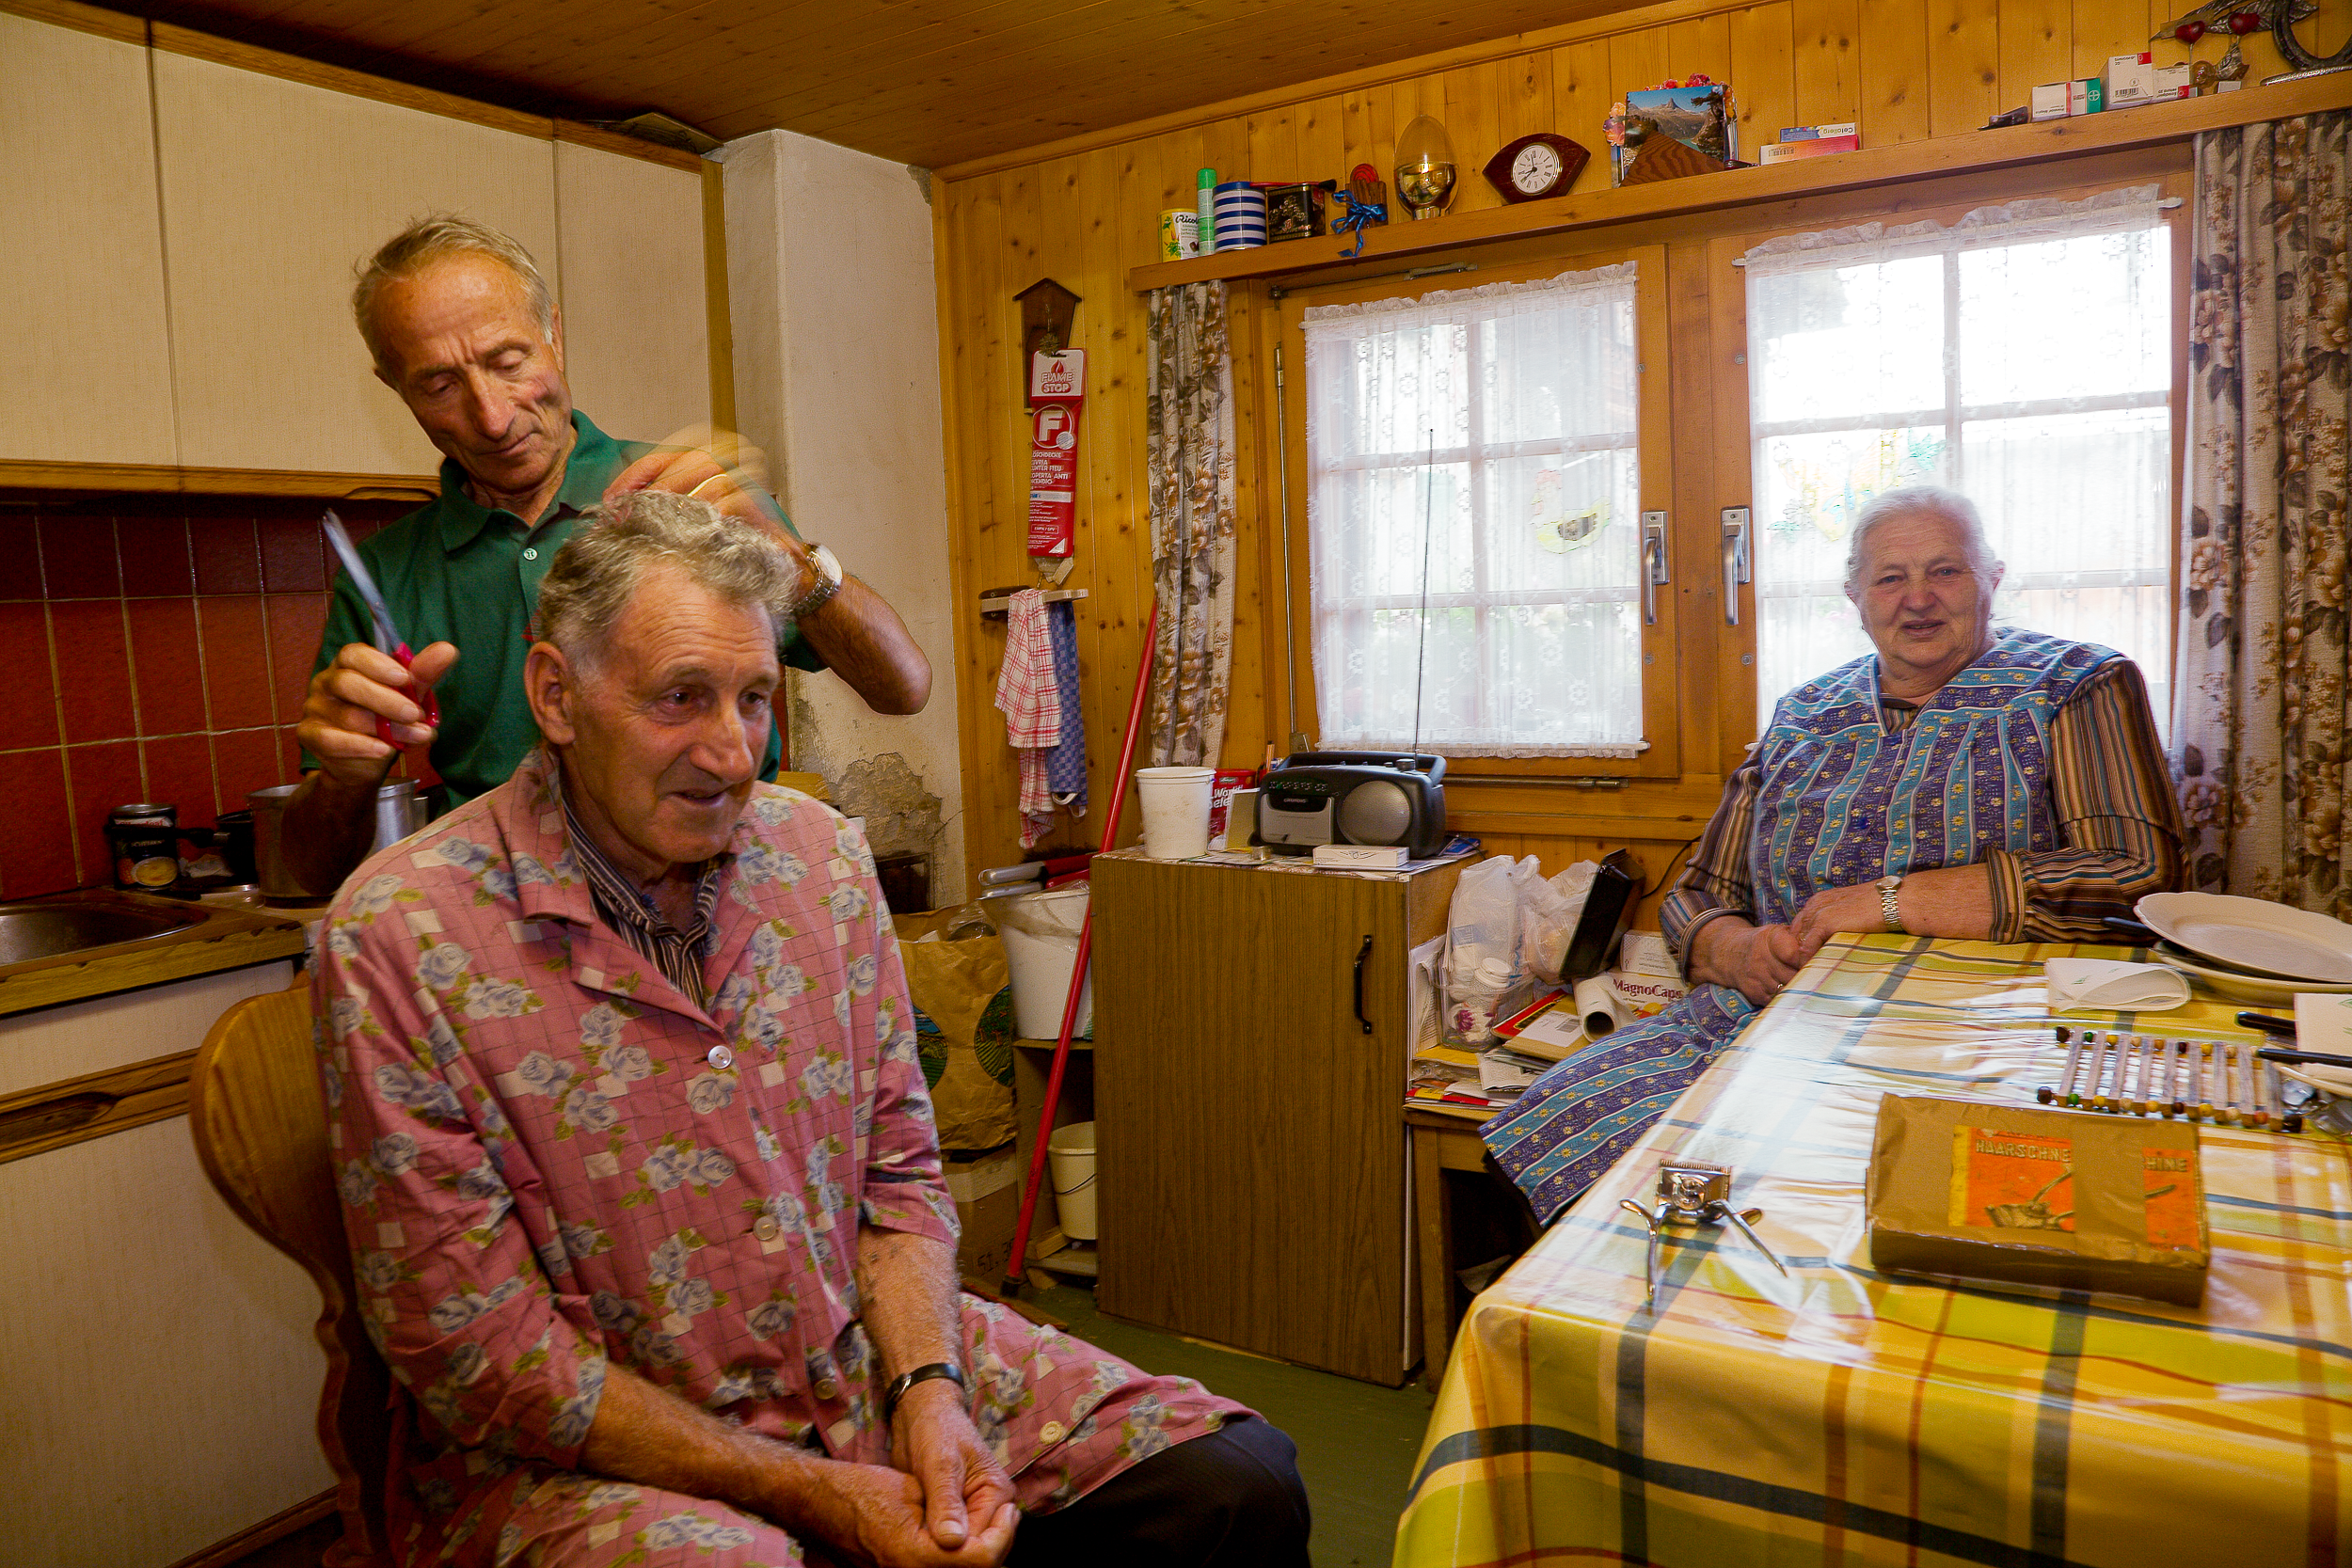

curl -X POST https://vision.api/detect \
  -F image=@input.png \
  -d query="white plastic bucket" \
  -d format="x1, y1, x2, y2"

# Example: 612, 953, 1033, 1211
996, 884, 1093, 1040
1136, 766, 1215, 859
1047, 1121, 1098, 1241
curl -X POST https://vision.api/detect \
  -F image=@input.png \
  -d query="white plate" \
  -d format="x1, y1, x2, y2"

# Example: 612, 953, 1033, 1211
2149, 950, 2352, 1006
2137, 893, 2352, 985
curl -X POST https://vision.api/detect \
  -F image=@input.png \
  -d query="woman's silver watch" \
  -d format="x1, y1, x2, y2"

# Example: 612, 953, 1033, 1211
1876, 874, 1906, 933
789, 543, 844, 620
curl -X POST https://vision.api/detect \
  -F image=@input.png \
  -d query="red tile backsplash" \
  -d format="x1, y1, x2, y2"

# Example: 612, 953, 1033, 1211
0, 491, 412, 896
0, 749, 75, 897
0, 602, 59, 752
50, 599, 136, 744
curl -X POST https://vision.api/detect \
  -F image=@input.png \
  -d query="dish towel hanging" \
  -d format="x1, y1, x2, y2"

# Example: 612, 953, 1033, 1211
994, 589, 1062, 848
1043, 598, 1088, 820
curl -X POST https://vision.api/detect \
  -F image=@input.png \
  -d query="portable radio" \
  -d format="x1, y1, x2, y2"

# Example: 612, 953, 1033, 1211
1251, 752, 1448, 860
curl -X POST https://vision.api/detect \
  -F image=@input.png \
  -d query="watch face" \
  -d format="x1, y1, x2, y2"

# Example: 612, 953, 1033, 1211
1513, 142, 1564, 192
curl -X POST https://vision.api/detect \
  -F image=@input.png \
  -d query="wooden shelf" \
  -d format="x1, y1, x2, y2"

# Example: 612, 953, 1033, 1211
1127, 71, 2352, 293
1012, 1036, 1094, 1053
0, 459, 438, 500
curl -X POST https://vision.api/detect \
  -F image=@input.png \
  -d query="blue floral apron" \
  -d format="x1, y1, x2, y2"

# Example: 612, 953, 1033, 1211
1484, 631, 2120, 1222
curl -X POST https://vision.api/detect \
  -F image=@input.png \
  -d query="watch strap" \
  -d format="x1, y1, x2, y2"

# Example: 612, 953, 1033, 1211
882, 1360, 965, 1424
1879, 877, 1905, 934
788, 543, 844, 621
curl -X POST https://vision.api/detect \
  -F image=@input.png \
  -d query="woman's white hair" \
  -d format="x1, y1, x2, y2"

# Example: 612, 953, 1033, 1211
1843, 485, 2001, 591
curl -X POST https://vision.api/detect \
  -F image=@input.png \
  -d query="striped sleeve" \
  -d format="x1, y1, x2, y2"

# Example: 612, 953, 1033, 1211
1661, 755, 1764, 974
1982, 657, 2186, 943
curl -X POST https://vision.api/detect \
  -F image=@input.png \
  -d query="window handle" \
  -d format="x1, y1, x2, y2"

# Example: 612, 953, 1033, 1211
1722, 507, 1752, 626
1642, 511, 1670, 626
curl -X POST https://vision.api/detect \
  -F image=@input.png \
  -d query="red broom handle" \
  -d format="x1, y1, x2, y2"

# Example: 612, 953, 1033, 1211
1004, 600, 1158, 1293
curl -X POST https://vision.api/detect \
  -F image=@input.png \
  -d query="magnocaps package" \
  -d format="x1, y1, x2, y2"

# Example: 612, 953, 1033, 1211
1866, 1095, 2207, 1305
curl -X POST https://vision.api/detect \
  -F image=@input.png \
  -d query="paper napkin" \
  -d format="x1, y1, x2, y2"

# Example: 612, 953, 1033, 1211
2045, 958, 2192, 1011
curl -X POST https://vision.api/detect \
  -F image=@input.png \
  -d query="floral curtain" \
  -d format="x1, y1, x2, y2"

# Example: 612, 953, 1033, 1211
1144, 281, 1237, 768
2172, 113, 2352, 910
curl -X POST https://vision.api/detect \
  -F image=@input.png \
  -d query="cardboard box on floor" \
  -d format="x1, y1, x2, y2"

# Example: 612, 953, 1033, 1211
945, 1144, 1021, 1282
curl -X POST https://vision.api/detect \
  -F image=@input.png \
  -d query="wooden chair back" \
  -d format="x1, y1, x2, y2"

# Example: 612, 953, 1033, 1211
188, 986, 393, 1568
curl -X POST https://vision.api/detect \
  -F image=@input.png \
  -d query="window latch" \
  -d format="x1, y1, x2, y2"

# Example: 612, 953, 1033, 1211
1722, 507, 1752, 626
1642, 511, 1670, 626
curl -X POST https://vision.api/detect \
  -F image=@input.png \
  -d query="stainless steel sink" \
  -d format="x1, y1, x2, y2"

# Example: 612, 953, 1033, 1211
0, 897, 204, 966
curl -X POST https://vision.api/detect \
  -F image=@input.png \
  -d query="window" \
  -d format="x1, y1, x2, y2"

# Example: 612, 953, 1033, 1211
1298, 262, 1651, 759
1743, 187, 2174, 729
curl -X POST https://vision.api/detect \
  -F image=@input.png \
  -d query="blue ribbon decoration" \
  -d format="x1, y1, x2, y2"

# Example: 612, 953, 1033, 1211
1331, 190, 1387, 259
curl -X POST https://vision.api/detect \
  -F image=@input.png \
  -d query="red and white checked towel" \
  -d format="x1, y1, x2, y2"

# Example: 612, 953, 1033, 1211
993, 589, 1062, 847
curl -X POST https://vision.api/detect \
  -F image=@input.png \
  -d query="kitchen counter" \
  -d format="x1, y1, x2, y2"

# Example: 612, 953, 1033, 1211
0, 888, 306, 1019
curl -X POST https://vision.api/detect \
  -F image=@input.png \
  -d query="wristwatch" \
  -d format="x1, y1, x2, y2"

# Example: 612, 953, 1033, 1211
1876, 874, 1906, 934
789, 543, 844, 620
882, 1360, 965, 1424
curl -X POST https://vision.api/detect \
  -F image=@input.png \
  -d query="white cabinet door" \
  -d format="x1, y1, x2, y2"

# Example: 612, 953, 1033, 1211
0, 14, 177, 467
555, 141, 711, 447
152, 50, 560, 477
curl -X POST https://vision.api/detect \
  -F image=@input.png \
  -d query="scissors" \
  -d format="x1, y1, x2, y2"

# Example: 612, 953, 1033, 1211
321, 509, 440, 748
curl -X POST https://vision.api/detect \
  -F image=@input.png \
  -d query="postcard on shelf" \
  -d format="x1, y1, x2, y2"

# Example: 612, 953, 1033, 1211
1611, 83, 1739, 184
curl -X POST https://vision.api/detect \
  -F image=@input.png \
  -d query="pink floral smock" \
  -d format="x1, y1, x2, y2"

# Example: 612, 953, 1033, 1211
314, 751, 1248, 1566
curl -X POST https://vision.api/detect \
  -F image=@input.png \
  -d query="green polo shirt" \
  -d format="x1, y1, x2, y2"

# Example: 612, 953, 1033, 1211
310, 411, 818, 807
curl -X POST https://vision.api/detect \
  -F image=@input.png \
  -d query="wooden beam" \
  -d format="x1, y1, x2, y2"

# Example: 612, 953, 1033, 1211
1124, 71, 2352, 291
0, 0, 142, 43
0, 459, 438, 499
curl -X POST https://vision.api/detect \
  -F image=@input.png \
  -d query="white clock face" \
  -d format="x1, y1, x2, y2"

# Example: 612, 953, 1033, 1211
1513, 143, 1564, 192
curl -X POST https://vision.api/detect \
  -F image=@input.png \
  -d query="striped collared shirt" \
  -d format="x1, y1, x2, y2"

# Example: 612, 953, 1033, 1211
550, 762, 730, 1007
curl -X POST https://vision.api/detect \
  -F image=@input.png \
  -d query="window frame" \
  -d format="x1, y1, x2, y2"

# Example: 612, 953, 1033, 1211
1701, 173, 2193, 764
1274, 243, 1680, 780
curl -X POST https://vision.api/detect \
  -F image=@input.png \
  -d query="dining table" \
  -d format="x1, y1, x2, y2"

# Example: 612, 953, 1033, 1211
1394, 932, 2352, 1568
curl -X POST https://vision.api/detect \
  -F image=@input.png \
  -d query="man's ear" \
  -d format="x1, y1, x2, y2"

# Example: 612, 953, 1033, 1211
548, 306, 565, 376
525, 641, 579, 746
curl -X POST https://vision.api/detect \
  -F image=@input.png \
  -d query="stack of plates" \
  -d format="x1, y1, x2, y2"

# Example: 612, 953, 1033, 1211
1213, 181, 1266, 251
2134, 893, 2352, 1005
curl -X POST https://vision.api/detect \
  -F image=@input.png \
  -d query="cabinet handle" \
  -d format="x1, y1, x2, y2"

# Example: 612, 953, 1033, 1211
1351, 934, 1375, 1035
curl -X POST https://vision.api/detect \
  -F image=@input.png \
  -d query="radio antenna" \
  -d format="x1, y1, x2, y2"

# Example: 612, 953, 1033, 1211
1411, 426, 1435, 760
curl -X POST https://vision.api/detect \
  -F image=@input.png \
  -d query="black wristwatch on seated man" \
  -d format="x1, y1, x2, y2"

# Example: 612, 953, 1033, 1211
882, 1360, 966, 1424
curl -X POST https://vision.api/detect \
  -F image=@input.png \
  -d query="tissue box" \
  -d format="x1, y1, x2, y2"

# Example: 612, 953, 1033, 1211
2031, 78, 2103, 120
1866, 1094, 2208, 1305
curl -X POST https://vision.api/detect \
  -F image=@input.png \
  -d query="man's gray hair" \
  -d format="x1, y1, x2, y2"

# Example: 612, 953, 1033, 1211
1844, 484, 2001, 590
535, 490, 795, 670
353, 216, 555, 372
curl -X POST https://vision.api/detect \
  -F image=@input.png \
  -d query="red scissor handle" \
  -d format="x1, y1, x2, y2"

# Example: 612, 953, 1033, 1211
373, 643, 442, 748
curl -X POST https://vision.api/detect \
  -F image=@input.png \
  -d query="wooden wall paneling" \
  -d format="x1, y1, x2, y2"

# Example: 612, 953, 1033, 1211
1859, 0, 1934, 147
1550, 38, 1620, 194
1439, 61, 1507, 216
700, 162, 737, 434
1495, 49, 1554, 150
947, 175, 1018, 870
1928, 0, 2005, 138
1609, 26, 1674, 103
1663, 13, 1737, 103
151, 48, 560, 476
1998, 0, 2073, 110
553, 141, 711, 446
1297, 93, 1349, 190
1726, 3, 1800, 155
1793, 0, 1864, 127
2073, 0, 2151, 79
1339, 89, 1380, 183
0, 13, 179, 468
1221, 285, 1276, 776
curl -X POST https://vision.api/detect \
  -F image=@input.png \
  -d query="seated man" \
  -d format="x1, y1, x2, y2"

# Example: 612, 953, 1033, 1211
314, 489, 1309, 1566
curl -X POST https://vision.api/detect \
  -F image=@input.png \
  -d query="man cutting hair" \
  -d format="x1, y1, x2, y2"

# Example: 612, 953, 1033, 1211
313, 489, 1309, 1566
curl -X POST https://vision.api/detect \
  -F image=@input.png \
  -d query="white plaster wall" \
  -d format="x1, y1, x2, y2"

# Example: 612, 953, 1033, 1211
716, 131, 965, 904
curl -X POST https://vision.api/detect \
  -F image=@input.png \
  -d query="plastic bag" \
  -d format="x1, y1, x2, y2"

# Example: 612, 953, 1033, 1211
1445, 855, 1525, 1044
1519, 860, 1599, 988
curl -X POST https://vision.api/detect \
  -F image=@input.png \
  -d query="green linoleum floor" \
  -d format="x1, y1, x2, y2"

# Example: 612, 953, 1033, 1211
1026, 1283, 1436, 1568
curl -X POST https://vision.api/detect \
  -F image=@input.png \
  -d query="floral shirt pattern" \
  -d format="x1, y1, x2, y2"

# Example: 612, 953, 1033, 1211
316, 750, 1248, 1565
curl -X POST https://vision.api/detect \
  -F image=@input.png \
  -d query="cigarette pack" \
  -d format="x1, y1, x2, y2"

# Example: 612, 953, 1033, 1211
1866, 1094, 2208, 1305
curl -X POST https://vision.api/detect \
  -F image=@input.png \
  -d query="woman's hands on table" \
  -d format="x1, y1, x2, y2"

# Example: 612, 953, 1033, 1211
1690, 920, 1804, 1007
1695, 866, 1999, 1006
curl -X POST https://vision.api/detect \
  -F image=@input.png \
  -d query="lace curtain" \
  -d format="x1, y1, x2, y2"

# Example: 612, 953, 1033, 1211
2172, 113, 2352, 908
1144, 282, 1238, 768
1301, 264, 1645, 758
1741, 186, 2174, 729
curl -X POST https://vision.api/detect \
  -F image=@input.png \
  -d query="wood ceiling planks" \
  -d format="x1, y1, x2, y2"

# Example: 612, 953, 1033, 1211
104, 0, 1636, 166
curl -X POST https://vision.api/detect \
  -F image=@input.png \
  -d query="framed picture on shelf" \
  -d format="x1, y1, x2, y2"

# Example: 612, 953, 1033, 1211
1611, 82, 1739, 184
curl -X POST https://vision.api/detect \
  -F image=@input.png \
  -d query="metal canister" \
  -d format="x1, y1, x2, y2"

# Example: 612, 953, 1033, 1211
107, 803, 181, 892
1159, 208, 1200, 261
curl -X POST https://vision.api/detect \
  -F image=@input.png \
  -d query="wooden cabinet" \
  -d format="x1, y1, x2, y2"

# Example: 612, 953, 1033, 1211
1093, 851, 1462, 1386
151, 48, 562, 478
0, 13, 178, 467
556, 141, 711, 443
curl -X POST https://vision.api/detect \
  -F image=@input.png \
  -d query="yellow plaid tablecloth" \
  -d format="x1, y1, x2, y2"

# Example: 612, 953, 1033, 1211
1396, 935, 2352, 1568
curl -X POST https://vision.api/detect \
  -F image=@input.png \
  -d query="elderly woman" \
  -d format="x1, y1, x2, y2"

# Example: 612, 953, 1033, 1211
1485, 485, 2185, 1221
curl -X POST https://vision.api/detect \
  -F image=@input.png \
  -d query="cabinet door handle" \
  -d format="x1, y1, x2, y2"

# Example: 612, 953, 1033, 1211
1351, 933, 1375, 1035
